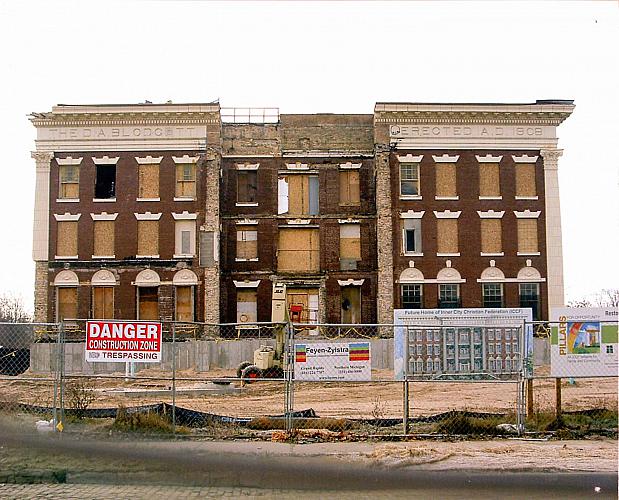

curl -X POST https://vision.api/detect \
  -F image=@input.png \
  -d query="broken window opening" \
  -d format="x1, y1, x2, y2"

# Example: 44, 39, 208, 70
237, 171, 258, 203
277, 174, 319, 215
341, 286, 361, 324
95, 164, 116, 199
236, 227, 258, 260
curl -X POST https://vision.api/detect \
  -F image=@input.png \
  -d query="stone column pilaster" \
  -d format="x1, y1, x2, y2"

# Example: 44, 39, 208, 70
541, 149, 565, 310
31, 151, 53, 322
375, 146, 394, 324
202, 147, 220, 323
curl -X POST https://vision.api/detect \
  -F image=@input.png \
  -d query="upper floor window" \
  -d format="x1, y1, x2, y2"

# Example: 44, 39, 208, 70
95, 165, 116, 199
278, 174, 319, 216
236, 225, 258, 260
400, 163, 419, 197
173, 155, 198, 200
237, 170, 258, 204
339, 164, 360, 206
402, 284, 423, 309
277, 228, 320, 272
433, 155, 459, 199
59, 165, 79, 199
476, 155, 503, 199
136, 156, 162, 200
519, 283, 541, 320
483, 283, 504, 308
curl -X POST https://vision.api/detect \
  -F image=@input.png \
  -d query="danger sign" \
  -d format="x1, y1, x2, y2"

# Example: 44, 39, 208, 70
85, 321, 162, 363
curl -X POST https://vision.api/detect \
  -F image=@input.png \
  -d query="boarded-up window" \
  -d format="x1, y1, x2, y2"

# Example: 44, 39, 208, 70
236, 289, 257, 324
236, 226, 258, 260
479, 163, 500, 197
339, 170, 360, 205
56, 287, 77, 321
277, 228, 320, 272
93, 287, 114, 319
279, 175, 319, 215
340, 224, 361, 267
435, 163, 456, 198
175, 286, 193, 322
237, 171, 258, 203
287, 288, 319, 323
137, 220, 158, 256
341, 286, 361, 324
402, 219, 422, 254
481, 219, 502, 254
517, 219, 538, 253
175, 220, 195, 256
138, 164, 159, 199
176, 163, 196, 198
93, 220, 115, 256
138, 287, 159, 320
59, 165, 79, 199
515, 164, 536, 197
57, 221, 78, 257
437, 219, 458, 254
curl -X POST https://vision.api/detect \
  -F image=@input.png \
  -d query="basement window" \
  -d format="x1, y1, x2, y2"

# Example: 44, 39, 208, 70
95, 165, 116, 199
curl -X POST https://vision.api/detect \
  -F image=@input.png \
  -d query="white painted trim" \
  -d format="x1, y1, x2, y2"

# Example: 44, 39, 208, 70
287, 219, 311, 225
476, 154, 503, 163
136, 197, 161, 202
477, 210, 505, 219
400, 210, 425, 219
435, 196, 459, 201
235, 163, 259, 170
172, 211, 198, 220
135, 156, 163, 164
403, 252, 424, 257
90, 212, 118, 221
172, 155, 199, 164
477, 277, 546, 283
517, 252, 541, 256
433, 210, 461, 219
54, 213, 81, 221
479, 196, 503, 200
400, 195, 423, 201
397, 154, 423, 163
416, 278, 466, 284
515, 196, 539, 200
512, 155, 539, 163
235, 202, 259, 207
233, 280, 261, 288
337, 279, 365, 286
339, 162, 361, 170
437, 252, 461, 257
174, 197, 196, 202
432, 154, 460, 163
514, 210, 541, 219
286, 162, 309, 170
338, 218, 360, 224
93, 198, 116, 203
92, 156, 120, 165
480, 252, 505, 257
92, 255, 116, 259
56, 198, 79, 203
56, 156, 83, 165
235, 218, 258, 225
134, 212, 162, 221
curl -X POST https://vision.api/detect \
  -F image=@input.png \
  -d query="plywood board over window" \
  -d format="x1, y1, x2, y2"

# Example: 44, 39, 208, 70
481, 219, 502, 254
59, 165, 79, 199
339, 224, 361, 260
175, 286, 194, 322
57, 287, 77, 321
236, 289, 257, 324
436, 163, 457, 197
515, 164, 536, 197
138, 287, 159, 320
176, 163, 196, 198
57, 221, 78, 256
137, 220, 158, 256
277, 228, 320, 272
93, 287, 113, 319
339, 170, 360, 205
479, 163, 500, 197
94, 220, 115, 256
517, 219, 538, 253
280, 174, 319, 215
237, 227, 258, 260
138, 164, 159, 199
437, 219, 458, 254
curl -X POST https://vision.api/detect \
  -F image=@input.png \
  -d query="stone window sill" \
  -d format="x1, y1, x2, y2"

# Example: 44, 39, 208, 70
56, 198, 80, 203
435, 196, 459, 201
517, 252, 541, 256
54, 255, 78, 260
481, 252, 504, 257
137, 198, 161, 202
93, 198, 116, 203
174, 197, 196, 202
92, 255, 115, 259
136, 255, 160, 259
436, 252, 460, 257
236, 202, 259, 207
515, 196, 539, 200
479, 196, 502, 200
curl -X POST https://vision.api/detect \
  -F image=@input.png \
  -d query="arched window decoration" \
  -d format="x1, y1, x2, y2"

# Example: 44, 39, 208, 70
91, 269, 116, 286
399, 267, 424, 283
54, 270, 79, 287
91, 270, 116, 319
134, 269, 161, 287
436, 266, 462, 282
172, 269, 198, 286
517, 265, 542, 281
134, 269, 160, 321
480, 266, 506, 281
54, 270, 79, 321
436, 266, 462, 309
173, 269, 198, 322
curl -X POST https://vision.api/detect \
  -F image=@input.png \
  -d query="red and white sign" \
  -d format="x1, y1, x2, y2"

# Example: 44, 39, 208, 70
85, 321, 162, 363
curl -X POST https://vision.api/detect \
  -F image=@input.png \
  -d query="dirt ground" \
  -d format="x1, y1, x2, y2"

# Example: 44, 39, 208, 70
1, 367, 617, 420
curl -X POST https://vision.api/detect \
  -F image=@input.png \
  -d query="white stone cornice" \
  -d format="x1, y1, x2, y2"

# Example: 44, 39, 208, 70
397, 154, 423, 163
286, 219, 311, 225
56, 156, 83, 166
339, 162, 362, 169
173, 155, 199, 164
514, 210, 541, 219
432, 154, 460, 163
54, 213, 81, 221
135, 155, 163, 164
235, 218, 258, 225
337, 279, 365, 286
236, 163, 259, 170
233, 280, 261, 288
400, 210, 425, 219
134, 212, 162, 221
433, 210, 461, 219
90, 212, 118, 221
286, 162, 309, 170
476, 154, 503, 163
512, 154, 539, 163
93, 156, 120, 165
172, 211, 197, 220
477, 210, 505, 219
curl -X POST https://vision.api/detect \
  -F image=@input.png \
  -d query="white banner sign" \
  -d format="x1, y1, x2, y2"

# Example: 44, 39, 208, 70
294, 342, 371, 381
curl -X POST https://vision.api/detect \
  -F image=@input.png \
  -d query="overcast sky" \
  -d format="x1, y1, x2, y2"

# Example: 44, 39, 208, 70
1, 1, 617, 312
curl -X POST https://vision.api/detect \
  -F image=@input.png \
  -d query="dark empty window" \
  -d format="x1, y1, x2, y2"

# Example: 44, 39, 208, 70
95, 165, 116, 199
519, 283, 541, 320
237, 171, 258, 203
483, 283, 504, 308
402, 284, 423, 309
439, 284, 460, 309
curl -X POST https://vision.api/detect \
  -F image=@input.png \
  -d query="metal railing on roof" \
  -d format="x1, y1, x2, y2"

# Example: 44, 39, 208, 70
220, 107, 279, 124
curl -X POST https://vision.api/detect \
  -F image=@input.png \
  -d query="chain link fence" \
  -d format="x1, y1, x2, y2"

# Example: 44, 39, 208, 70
0, 319, 615, 439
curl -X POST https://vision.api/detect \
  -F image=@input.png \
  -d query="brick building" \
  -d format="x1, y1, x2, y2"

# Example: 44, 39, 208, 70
30, 100, 574, 325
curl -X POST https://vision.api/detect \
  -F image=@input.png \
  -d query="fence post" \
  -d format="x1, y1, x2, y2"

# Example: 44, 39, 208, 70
284, 322, 294, 433
403, 325, 410, 434
172, 322, 176, 435
57, 321, 66, 432
555, 378, 562, 418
